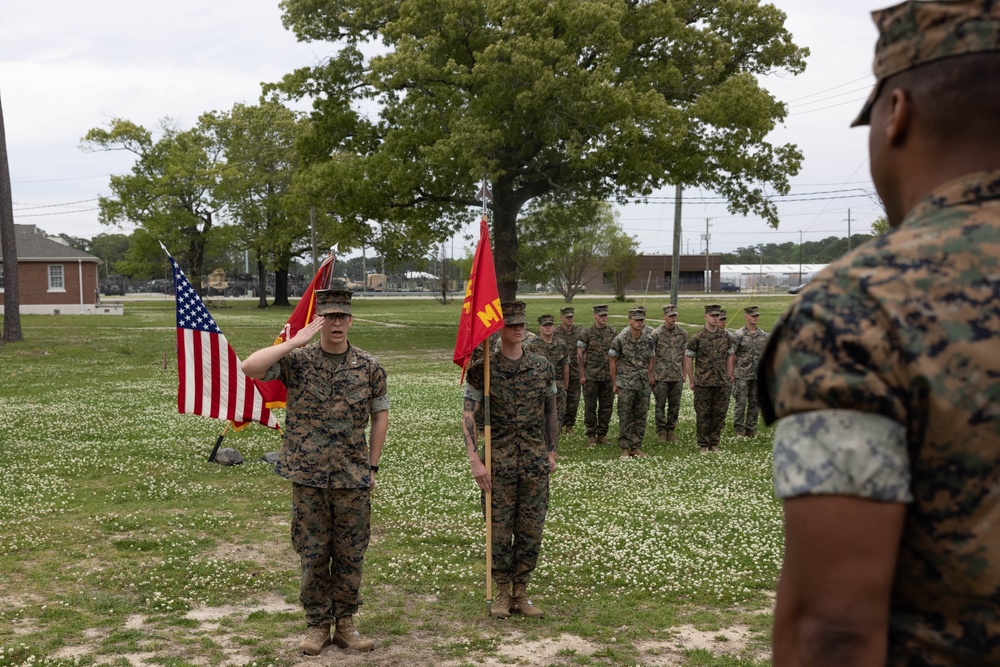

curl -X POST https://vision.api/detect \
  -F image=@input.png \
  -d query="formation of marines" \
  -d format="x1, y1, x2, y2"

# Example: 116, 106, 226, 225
514, 300, 769, 455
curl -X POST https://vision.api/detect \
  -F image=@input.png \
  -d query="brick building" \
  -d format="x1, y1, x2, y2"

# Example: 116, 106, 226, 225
1, 225, 120, 315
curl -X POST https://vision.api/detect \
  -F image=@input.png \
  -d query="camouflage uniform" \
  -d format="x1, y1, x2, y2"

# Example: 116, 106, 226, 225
651, 313, 688, 438
578, 316, 616, 439
524, 335, 570, 428
465, 349, 558, 585
686, 321, 733, 450
730, 321, 768, 436
718, 309, 734, 402
761, 168, 1000, 666
266, 342, 389, 625
609, 322, 655, 453
553, 312, 584, 429
470, 333, 501, 432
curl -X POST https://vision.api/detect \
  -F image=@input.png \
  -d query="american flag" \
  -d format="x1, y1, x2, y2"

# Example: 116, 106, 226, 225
167, 250, 279, 430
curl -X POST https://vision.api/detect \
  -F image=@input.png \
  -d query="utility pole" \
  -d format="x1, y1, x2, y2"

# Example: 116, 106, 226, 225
799, 230, 803, 283
703, 218, 712, 293
671, 183, 682, 304
846, 208, 852, 252
758, 246, 763, 294
310, 205, 318, 274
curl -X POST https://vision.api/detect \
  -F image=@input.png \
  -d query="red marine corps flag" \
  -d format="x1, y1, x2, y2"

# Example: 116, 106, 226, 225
246, 253, 338, 418
453, 215, 504, 382
453, 212, 504, 605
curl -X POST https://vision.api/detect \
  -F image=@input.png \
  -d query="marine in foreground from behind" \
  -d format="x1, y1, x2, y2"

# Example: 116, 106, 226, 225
764, 2, 1000, 664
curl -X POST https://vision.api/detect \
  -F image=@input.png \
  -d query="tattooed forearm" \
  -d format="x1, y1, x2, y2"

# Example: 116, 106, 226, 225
462, 397, 480, 454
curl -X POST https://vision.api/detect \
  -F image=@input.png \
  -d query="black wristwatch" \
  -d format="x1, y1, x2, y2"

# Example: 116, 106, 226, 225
370, 465, 379, 473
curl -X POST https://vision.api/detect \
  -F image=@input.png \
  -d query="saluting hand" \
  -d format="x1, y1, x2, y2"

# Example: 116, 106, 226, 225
290, 316, 324, 348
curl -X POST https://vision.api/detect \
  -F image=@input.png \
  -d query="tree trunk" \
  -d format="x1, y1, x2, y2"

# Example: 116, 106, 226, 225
185, 211, 211, 298
0, 92, 23, 343
490, 176, 552, 302
256, 258, 268, 309
493, 180, 528, 302
274, 266, 290, 307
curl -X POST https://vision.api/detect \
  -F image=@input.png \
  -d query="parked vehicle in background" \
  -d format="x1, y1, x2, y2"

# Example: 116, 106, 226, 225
204, 269, 229, 296
720, 282, 740, 293
148, 278, 174, 294
788, 281, 810, 294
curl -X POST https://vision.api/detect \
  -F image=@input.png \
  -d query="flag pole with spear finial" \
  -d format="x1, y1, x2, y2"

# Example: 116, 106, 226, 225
477, 177, 495, 606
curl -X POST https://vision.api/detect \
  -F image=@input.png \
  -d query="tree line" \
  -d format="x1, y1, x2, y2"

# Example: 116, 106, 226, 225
718, 232, 881, 266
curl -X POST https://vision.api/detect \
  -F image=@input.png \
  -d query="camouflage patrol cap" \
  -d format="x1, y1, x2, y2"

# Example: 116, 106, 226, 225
853, 0, 1000, 126
744, 306, 760, 316
593, 304, 609, 315
663, 304, 678, 315
560, 306, 575, 316
719, 309, 728, 319
315, 278, 353, 315
628, 306, 646, 321
538, 314, 555, 326
502, 300, 527, 326
705, 304, 722, 315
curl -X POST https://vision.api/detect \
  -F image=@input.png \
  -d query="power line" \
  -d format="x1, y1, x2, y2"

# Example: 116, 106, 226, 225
788, 95, 870, 116
13, 198, 100, 211
788, 86, 873, 109
787, 181, 874, 187
14, 208, 101, 218
803, 156, 871, 234
638, 190, 873, 204
784, 75, 872, 104
11, 174, 110, 184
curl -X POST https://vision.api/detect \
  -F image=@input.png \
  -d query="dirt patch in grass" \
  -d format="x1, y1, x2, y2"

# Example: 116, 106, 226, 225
41, 604, 763, 666
208, 538, 292, 565
183, 595, 300, 623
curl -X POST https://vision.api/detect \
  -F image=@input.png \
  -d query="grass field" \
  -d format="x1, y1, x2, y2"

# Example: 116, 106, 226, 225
0, 294, 792, 667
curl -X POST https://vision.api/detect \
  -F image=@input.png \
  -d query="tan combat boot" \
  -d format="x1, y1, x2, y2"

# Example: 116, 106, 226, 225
657, 431, 667, 443
620, 449, 631, 459
666, 430, 676, 442
333, 616, 374, 652
564, 425, 574, 436
597, 435, 607, 445
300, 624, 331, 655
632, 450, 648, 458
511, 583, 545, 618
587, 435, 597, 446
491, 583, 512, 619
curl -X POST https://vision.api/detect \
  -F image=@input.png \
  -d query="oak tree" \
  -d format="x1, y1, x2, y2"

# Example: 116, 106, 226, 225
82, 119, 223, 293
274, 0, 808, 299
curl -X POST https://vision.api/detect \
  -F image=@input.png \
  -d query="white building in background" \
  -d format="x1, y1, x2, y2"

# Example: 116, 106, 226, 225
720, 264, 828, 293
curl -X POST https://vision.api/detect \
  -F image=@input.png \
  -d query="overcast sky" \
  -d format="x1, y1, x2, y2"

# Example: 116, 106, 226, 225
1, 0, 882, 260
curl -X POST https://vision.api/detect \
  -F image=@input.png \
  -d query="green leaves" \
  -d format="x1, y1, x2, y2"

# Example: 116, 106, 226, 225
518, 198, 617, 300
81, 118, 224, 289
273, 0, 810, 295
